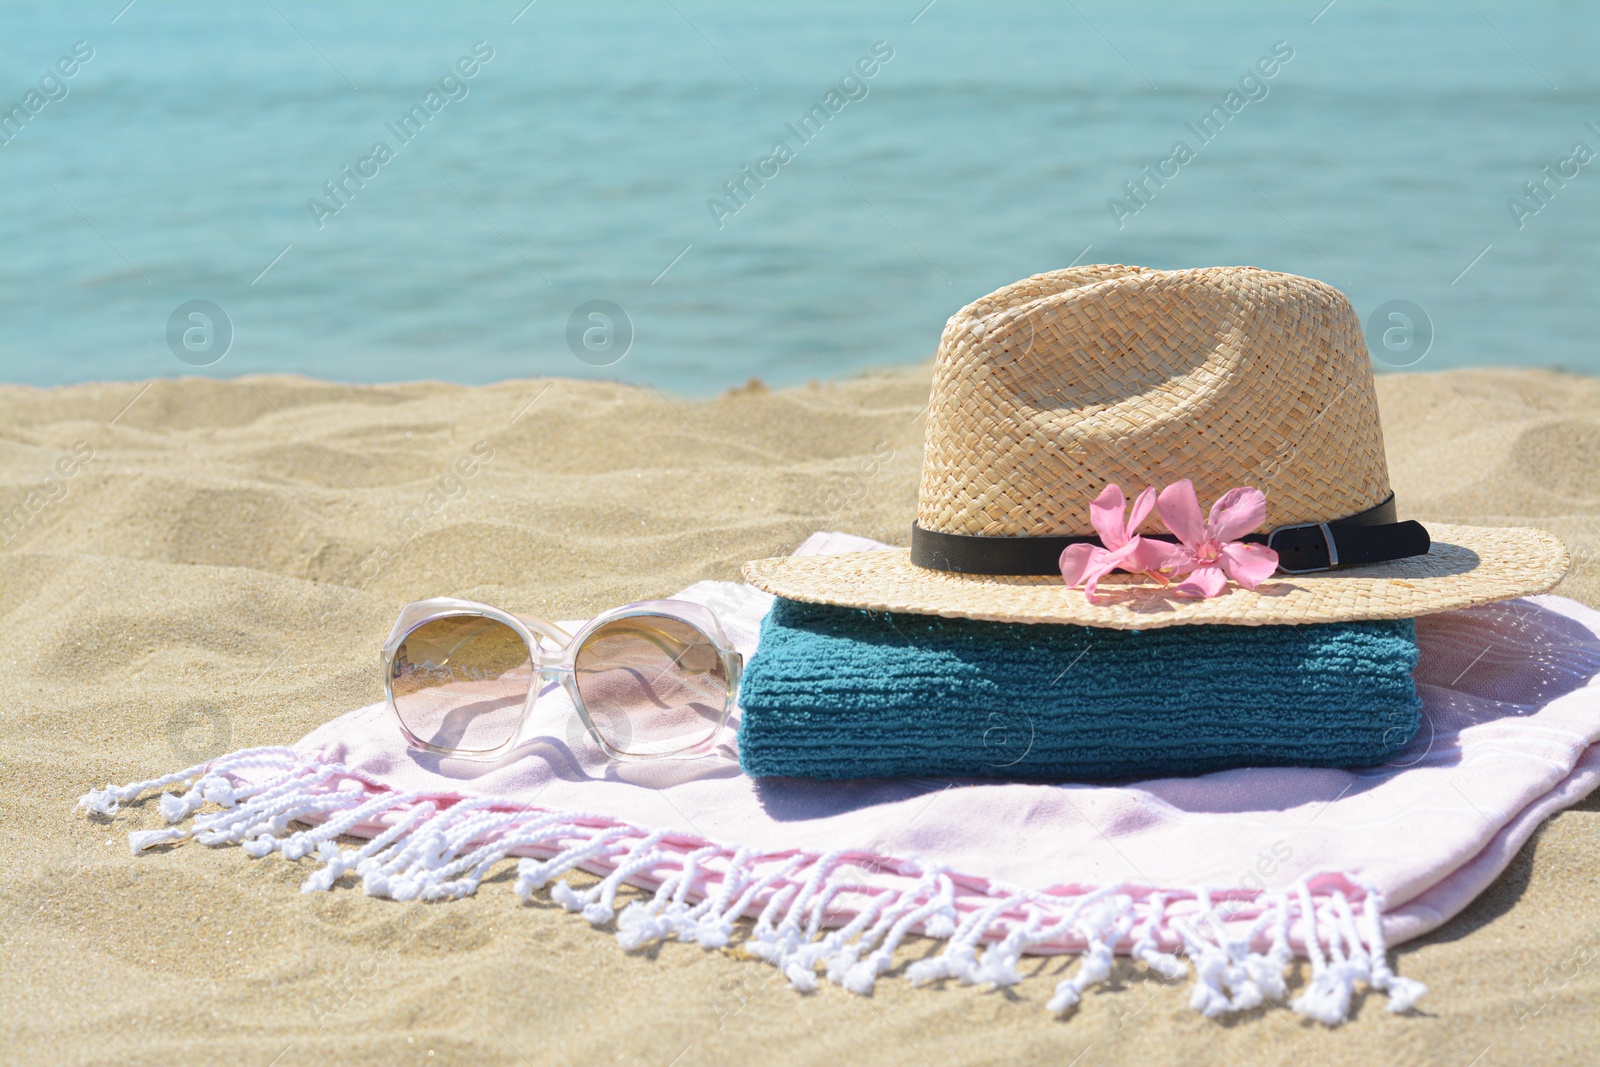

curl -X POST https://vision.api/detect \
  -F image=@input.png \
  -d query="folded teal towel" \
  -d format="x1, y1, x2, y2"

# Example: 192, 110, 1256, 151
737, 598, 1423, 781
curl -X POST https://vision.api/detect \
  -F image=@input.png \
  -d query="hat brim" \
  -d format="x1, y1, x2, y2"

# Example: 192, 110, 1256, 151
742, 524, 1569, 629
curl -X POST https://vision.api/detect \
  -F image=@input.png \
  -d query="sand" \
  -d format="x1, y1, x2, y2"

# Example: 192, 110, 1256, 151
2, 366, 1597, 1066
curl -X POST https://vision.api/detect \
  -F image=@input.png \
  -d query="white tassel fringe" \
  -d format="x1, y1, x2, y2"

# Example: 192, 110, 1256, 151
78, 747, 1425, 1024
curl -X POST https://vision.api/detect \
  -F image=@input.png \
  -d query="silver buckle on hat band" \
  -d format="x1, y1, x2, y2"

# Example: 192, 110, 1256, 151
1268, 521, 1338, 574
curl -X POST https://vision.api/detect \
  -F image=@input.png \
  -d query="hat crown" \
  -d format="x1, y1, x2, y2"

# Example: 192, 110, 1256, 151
916, 265, 1391, 537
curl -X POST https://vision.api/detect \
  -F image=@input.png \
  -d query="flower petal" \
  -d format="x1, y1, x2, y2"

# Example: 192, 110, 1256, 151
1220, 541, 1280, 590
1058, 543, 1100, 587
1208, 486, 1268, 543
1156, 479, 1207, 548
1081, 556, 1127, 602
1126, 535, 1187, 576
1077, 540, 1142, 602
1081, 558, 1121, 603
1125, 486, 1161, 540
1172, 563, 1228, 598
1088, 483, 1130, 548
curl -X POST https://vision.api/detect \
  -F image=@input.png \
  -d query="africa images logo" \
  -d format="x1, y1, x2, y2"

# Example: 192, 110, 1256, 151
306, 42, 495, 229
0, 40, 94, 148
1106, 41, 1294, 229
706, 41, 895, 229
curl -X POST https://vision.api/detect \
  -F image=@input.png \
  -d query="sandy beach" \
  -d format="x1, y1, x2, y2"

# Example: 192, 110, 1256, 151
2, 365, 1597, 1066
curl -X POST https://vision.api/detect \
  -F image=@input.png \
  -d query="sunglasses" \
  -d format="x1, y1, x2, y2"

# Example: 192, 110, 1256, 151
381, 597, 743, 762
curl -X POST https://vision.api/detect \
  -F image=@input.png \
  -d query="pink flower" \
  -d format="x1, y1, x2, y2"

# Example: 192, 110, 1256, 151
1059, 484, 1183, 603
1154, 479, 1281, 598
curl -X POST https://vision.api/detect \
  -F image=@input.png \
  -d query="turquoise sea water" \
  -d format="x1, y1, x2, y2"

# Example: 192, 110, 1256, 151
2, 1, 1596, 392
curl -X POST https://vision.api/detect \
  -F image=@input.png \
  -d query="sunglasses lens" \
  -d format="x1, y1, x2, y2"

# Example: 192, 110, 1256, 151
574, 616, 728, 756
390, 616, 532, 753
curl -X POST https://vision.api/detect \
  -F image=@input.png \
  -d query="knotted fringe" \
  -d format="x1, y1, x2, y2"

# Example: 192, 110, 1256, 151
79, 747, 1425, 1023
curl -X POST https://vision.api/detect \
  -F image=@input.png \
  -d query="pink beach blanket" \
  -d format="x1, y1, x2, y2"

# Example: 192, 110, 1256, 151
82, 533, 1600, 1024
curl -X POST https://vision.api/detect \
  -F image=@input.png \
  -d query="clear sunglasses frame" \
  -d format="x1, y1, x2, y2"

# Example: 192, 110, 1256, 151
381, 596, 743, 762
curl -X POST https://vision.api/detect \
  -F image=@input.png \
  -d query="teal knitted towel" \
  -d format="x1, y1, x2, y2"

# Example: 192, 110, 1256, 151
737, 598, 1423, 781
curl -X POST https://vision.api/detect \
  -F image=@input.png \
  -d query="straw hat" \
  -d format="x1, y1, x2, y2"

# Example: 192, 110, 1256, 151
743, 265, 1568, 629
